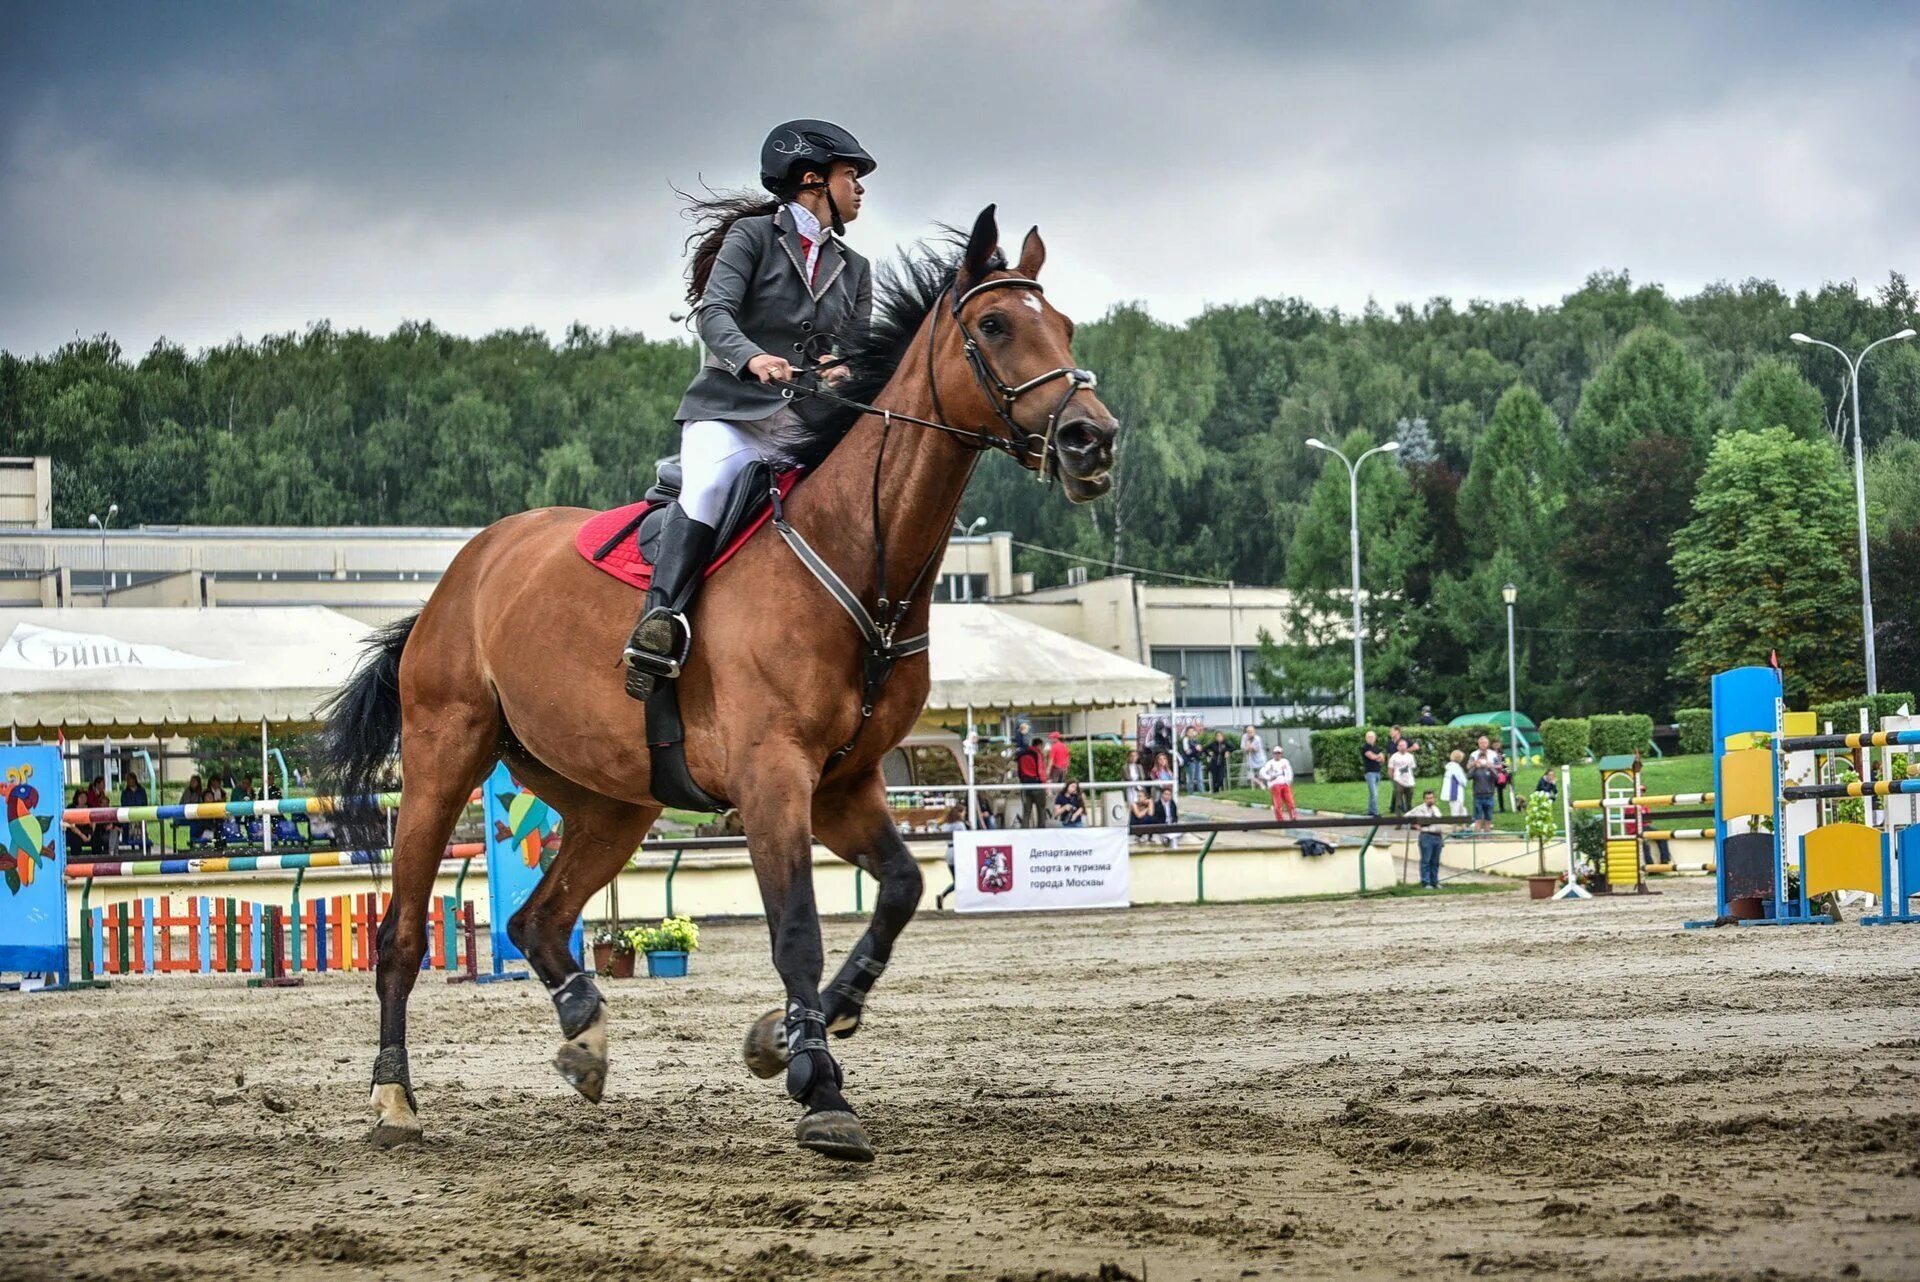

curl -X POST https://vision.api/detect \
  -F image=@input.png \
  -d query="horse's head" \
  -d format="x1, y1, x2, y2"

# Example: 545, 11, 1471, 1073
940, 205, 1118, 502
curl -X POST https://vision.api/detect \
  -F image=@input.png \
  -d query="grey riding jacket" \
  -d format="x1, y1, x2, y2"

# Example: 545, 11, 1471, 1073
675, 204, 873, 427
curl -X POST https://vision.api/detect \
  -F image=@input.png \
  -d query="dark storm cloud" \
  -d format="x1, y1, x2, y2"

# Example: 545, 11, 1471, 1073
2, 1, 1916, 357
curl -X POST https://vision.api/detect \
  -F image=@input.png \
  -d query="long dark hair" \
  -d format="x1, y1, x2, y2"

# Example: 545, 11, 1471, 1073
681, 182, 795, 304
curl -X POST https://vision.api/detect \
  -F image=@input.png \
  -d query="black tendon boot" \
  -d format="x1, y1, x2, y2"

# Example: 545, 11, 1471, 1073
623, 505, 718, 701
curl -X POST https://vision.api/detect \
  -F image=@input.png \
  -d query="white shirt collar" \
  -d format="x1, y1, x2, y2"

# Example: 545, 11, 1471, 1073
786, 201, 824, 243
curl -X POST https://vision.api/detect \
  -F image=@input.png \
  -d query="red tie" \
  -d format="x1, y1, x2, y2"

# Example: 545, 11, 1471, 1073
798, 235, 818, 283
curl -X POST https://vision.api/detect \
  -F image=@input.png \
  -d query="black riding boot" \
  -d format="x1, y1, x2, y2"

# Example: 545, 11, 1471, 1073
623, 505, 718, 701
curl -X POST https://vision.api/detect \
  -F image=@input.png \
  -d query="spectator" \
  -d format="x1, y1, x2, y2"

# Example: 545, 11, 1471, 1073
1533, 772, 1559, 802
1406, 790, 1445, 888
119, 771, 149, 854
1122, 748, 1146, 809
1441, 750, 1470, 820
181, 774, 207, 848
204, 776, 229, 849
1418, 705, 1438, 727
1150, 750, 1176, 783
1240, 726, 1267, 787
1203, 731, 1231, 793
1015, 737, 1048, 828
1179, 726, 1205, 793
83, 775, 111, 857
1360, 730, 1385, 818
233, 773, 261, 845
1151, 786, 1182, 847
1627, 802, 1672, 869
1052, 778, 1087, 828
1128, 792, 1157, 842
934, 805, 968, 910
65, 787, 96, 858
1467, 753, 1499, 834
1149, 716, 1173, 760
1388, 741, 1418, 815
1467, 735, 1498, 771
1255, 751, 1297, 822
1491, 745, 1514, 814
1046, 731, 1070, 784
1388, 724, 1406, 751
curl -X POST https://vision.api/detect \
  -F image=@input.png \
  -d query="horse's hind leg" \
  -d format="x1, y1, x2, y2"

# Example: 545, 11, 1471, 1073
369, 700, 500, 1146
505, 789, 657, 1104
744, 771, 923, 1076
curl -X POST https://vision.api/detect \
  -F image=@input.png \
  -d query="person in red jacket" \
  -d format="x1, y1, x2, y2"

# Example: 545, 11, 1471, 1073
1046, 731, 1071, 784
1015, 738, 1048, 828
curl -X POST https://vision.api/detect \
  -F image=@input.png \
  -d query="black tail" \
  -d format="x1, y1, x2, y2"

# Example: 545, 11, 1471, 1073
315, 612, 417, 853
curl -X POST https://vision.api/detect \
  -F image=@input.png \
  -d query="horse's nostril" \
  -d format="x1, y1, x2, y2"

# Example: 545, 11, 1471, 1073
1058, 420, 1105, 455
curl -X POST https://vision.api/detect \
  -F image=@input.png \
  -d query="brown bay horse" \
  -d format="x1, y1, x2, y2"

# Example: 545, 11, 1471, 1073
317, 207, 1118, 1162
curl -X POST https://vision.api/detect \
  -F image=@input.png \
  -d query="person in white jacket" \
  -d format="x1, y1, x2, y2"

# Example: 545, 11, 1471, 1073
1441, 749, 1470, 819
1255, 752, 1297, 821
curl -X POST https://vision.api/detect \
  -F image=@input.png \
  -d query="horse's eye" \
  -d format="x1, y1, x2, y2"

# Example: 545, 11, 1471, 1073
979, 314, 1005, 336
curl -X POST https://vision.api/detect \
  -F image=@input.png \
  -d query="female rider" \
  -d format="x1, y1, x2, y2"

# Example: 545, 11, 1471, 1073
623, 119, 876, 699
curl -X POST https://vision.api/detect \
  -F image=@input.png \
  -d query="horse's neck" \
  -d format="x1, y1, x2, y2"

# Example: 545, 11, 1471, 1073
791, 353, 982, 615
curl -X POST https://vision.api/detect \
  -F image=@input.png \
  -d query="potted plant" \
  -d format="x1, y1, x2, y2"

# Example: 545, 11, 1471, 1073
627, 915, 700, 979
607, 929, 638, 980
590, 924, 619, 974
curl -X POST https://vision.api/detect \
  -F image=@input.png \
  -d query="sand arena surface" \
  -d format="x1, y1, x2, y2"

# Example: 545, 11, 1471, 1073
2, 879, 1917, 1281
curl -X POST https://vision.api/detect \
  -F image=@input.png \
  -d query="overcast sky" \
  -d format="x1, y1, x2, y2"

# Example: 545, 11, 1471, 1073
3, 1, 1916, 358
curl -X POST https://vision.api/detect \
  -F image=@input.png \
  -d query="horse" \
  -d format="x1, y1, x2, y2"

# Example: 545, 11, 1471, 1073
316, 206, 1119, 1163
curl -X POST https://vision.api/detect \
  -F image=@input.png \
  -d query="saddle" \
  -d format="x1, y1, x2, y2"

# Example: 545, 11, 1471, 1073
574, 456, 802, 590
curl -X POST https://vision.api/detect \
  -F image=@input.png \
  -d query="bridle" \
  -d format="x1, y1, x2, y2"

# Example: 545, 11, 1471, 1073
788, 271, 1099, 485
771, 268, 1101, 776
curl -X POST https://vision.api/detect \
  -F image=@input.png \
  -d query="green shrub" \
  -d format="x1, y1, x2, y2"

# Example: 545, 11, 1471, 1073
1587, 713, 1653, 756
1064, 741, 1136, 784
1675, 707, 1712, 756
1539, 718, 1590, 766
1310, 728, 1367, 781
1809, 693, 1917, 733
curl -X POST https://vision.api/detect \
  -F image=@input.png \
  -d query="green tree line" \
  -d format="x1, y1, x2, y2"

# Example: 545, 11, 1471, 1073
4, 270, 1916, 717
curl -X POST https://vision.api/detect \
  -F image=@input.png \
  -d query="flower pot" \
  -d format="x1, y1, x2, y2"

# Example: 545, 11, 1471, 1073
645, 949, 689, 979
1729, 894, 1765, 922
1526, 875, 1560, 900
608, 949, 636, 979
592, 941, 614, 973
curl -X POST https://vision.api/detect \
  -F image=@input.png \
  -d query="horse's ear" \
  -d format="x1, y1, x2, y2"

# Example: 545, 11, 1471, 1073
1018, 225, 1045, 278
961, 204, 999, 288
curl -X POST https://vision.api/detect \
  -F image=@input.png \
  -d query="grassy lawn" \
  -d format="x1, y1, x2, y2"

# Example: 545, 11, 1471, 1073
1217, 753, 1715, 833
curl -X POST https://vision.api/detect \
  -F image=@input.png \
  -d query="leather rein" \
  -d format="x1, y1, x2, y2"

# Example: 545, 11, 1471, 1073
770, 273, 1098, 774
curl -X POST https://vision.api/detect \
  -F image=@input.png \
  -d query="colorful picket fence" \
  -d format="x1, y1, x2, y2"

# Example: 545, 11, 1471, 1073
83, 892, 478, 985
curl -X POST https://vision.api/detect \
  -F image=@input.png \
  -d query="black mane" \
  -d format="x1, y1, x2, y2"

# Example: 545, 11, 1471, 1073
784, 234, 1007, 469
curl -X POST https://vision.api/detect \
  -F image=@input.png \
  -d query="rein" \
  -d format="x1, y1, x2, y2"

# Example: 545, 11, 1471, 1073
772, 273, 1097, 774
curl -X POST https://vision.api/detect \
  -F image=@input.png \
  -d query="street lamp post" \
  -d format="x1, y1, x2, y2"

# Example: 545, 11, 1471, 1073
1791, 328, 1915, 694
1502, 582, 1519, 764
1305, 438, 1401, 727
86, 504, 119, 604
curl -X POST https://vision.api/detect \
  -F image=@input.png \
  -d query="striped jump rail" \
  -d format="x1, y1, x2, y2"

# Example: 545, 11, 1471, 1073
1779, 729, 1920, 752
62, 788, 482, 827
1781, 778, 1920, 802
83, 891, 479, 985
65, 843, 486, 880
1641, 829, 1712, 842
1572, 792, 1714, 810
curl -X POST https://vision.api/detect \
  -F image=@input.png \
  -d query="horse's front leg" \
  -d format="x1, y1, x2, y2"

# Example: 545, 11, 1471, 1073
809, 773, 926, 1040
737, 756, 872, 1162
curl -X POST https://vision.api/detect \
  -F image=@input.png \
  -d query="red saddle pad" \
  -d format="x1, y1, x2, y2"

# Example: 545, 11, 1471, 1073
574, 470, 803, 591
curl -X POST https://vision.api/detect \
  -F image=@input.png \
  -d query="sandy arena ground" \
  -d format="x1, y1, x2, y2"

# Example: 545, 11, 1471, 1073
2, 878, 1917, 1281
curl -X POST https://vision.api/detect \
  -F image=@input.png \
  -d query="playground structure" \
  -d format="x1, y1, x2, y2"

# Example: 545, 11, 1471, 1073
1680, 665, 1919, 928
1571, 754, 1715, 892
2, 753, 573, 990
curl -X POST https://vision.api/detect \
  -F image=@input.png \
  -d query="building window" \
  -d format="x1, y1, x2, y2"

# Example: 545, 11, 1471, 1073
1150, 647, 1233, 705
934, 573, 990, 603
1241, 647, 1278, 699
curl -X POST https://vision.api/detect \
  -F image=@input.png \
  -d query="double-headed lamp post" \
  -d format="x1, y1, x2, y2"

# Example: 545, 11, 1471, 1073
1502, 582, 1519, 762
1790, 327, 1915, 695
86, 504, 119, 604
1305, 437, 1400, 727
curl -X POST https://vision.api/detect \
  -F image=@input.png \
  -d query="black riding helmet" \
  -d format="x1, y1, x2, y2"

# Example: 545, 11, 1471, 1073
760, 119, 874, 234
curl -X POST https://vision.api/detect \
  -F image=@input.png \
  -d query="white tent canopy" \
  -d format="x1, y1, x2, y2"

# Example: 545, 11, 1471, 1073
0, 607, 372, 735
926, 603, 1171, 711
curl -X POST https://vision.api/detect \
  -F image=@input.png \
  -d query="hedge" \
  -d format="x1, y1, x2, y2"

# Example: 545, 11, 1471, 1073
1308, 724, 1499, 781
1539, 718, 1590, 767
1587, 713, 1654, 757
1809, 693, 1917, 733
1064, 741, 1136, 784
1675, 707, 1712, 756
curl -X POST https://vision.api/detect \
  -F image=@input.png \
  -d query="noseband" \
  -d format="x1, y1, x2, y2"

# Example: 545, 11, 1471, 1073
938, 275, 1099, 484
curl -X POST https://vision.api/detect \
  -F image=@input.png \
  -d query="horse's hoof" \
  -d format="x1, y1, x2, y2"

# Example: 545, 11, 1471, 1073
796, 1109, 873, 1163
555, 1005, 609, 1104
368, 1082, 422, 1148
743, 1007, 788, 1080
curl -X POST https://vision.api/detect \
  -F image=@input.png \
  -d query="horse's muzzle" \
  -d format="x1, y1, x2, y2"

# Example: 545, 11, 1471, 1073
1055, 415, 1116, 501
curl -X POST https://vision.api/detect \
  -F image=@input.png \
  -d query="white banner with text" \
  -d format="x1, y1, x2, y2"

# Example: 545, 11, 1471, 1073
951, 827, 1130, 914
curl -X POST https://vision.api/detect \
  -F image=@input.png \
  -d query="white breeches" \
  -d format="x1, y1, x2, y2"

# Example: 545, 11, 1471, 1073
678, 419, 769, 528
